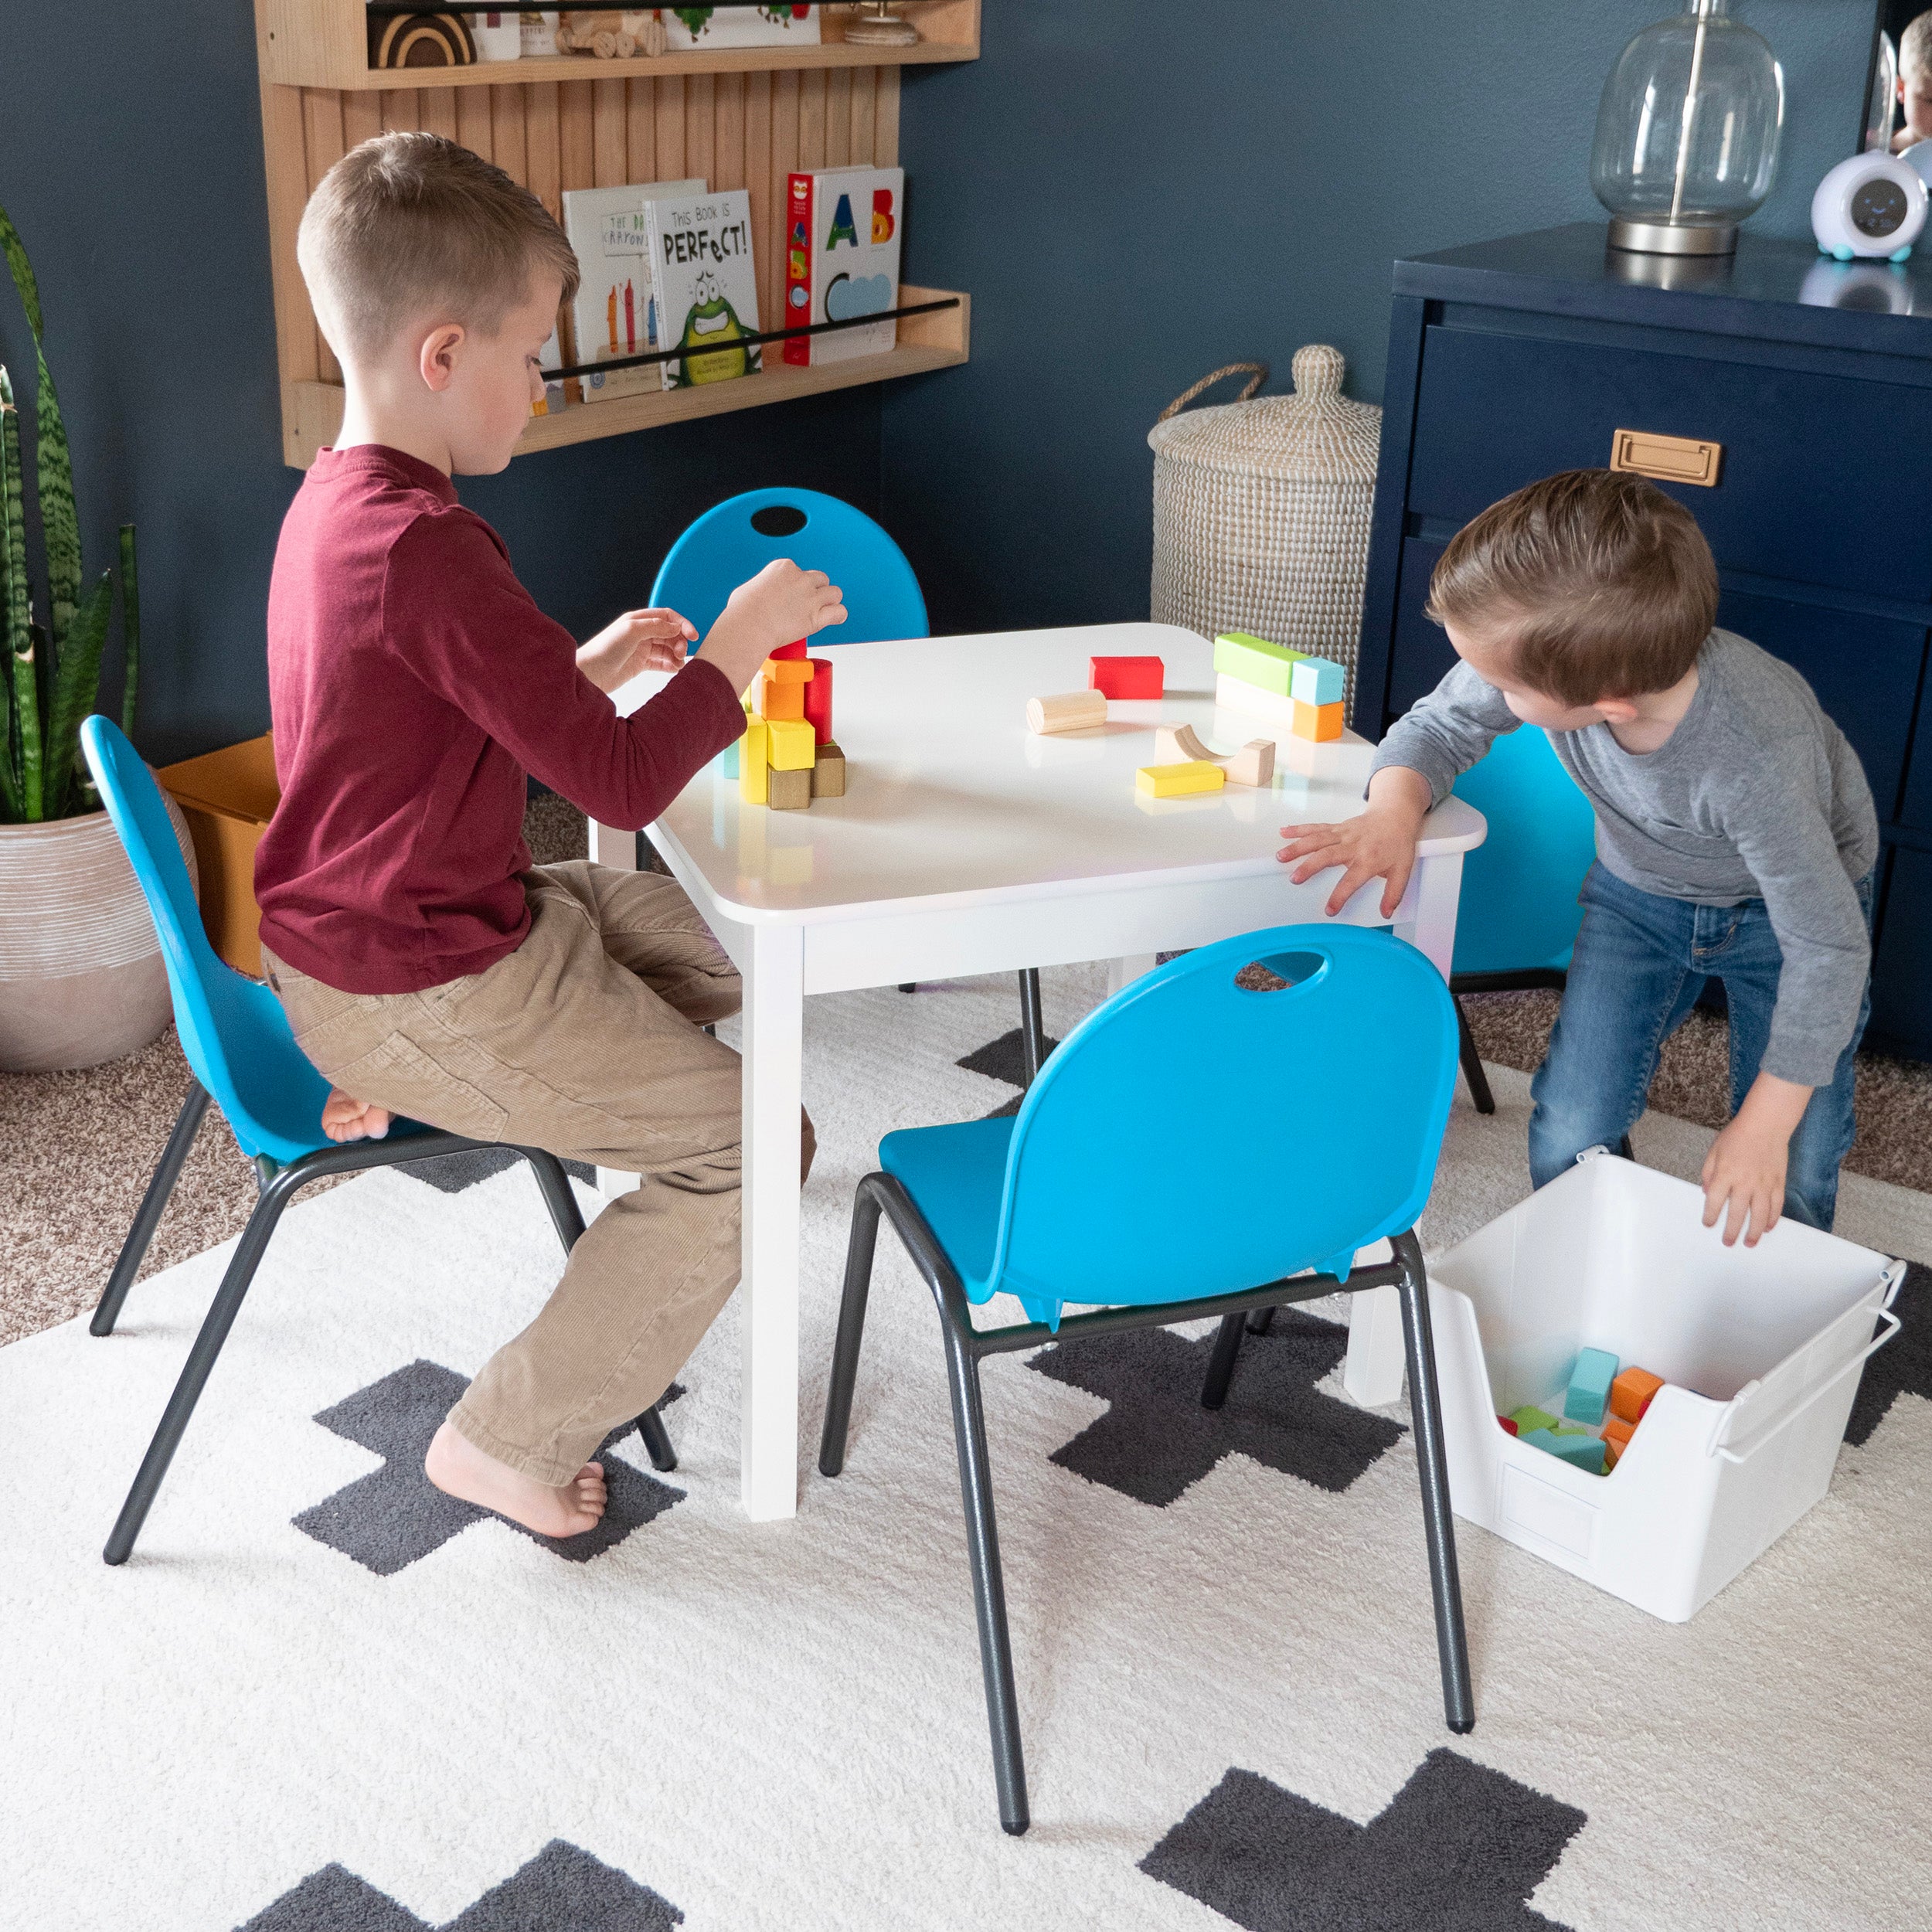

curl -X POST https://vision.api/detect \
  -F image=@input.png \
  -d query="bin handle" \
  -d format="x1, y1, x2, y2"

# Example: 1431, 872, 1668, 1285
1156, 362, 1269, 423
1709, 1264, 1905, 1465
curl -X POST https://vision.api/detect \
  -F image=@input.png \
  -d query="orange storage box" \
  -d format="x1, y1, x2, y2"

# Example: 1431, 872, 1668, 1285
155, 735, 279, 978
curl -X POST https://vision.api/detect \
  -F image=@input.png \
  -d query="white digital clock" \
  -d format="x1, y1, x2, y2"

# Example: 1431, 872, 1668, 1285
1811, 153, 1929, 262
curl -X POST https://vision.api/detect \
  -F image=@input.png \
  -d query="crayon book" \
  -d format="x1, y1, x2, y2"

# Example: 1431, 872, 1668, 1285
560, 178, 703, 403
645, 187, 762, 389
783, 166, 903, 366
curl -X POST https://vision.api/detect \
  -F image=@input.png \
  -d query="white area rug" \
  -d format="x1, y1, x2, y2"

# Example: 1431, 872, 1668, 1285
2, 966, 1927, 1932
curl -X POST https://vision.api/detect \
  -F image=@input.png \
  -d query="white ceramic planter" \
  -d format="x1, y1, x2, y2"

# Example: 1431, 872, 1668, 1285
0, 793, 197, 1073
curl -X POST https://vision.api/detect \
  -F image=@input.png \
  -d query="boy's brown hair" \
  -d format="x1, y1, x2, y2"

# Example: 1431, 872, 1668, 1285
1902, 9, 1932, 76
1425, 468, 1718, 705
298, 133, 579, 364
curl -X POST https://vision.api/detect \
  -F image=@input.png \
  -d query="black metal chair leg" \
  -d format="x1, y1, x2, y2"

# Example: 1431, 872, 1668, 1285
818, 1182, 885, 1477
1247, 1306, 1276, 1335
940, 1322, 1029, 1835
1454, 994, 1495, 1116
1017, 968, 1046, 1088
522, 1148, 588, 1253
103, 1169, 301, 1565
898, 983, 917, 993
1199, 1310, 1247, 1410
634, 1406, 678, 1471
1392, 1230, 1475, 1734
92, 1082, 211, 1337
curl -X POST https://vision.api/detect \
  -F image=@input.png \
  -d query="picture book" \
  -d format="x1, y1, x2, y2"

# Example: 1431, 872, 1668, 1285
560, 178, 704, 403
644, 187, 762, 389
532, 325, 566, 418
782, 166, 903, 366
662, 5, 819, 50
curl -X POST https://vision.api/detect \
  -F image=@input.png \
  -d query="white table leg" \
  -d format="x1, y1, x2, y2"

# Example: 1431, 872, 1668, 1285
1106, 953, 1158, 997
740, 922, 805, 1521
590, 818, 639, 870
1403, 849, 1464, 981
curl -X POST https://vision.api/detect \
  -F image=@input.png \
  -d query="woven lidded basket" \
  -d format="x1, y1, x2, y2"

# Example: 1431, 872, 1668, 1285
1148, 345, 1382, 716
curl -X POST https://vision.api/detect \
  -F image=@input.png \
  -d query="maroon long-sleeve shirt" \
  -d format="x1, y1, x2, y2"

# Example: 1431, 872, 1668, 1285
255, 444, 743, 994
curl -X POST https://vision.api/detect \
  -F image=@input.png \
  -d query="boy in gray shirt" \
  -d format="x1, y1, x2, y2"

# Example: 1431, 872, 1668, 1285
1281, 469, 1877, 1247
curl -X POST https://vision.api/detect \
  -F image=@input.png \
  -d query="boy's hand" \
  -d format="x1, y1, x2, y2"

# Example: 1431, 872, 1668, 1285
1277, 767, 1433, 917
1700, 1072, 1811, 1247
577, 607, 699, 695
693, 560, 847, 696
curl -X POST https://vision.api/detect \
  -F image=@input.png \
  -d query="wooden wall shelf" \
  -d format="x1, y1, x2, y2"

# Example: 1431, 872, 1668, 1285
252, 1, 978, 468
263, 1, 978, 89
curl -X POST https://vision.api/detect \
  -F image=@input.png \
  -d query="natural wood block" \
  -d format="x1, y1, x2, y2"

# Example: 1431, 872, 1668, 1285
1213, 671, 1298, 729
760, 673, 806, 722
1226, 738, 1275, 787
1155, 723, 1214, 764
1291, 698, 1343, 743
1088, 654, 1164, 700
767, 716, 816, 770
1136, 760, 1225, 798
1027, 690, 1107, 735
739, 716, 769, 804
811, 740, 846, 798
768, 764, 812, 810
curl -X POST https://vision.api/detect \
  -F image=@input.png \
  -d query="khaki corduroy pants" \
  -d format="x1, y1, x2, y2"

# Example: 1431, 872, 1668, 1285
263, 861, 779, 1486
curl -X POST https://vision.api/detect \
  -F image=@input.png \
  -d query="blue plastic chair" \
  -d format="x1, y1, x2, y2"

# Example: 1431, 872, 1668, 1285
1447, 724, 1597, 1114
655, 489, 1051, 1080
817, 923, 1475, 1832
79, 718, 676, 1566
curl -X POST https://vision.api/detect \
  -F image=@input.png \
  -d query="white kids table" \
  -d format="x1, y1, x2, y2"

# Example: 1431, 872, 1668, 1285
595, 621, 1485, 1521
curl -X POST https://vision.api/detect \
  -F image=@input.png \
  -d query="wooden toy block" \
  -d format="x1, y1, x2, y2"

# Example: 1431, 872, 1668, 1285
1155, 723, 1215, 764
1289, 655, 1346, 706
1089, 655, 1165, 700
760, 673, 806, 722
1509, 1405, 1560, 1435
739, 717, 769, 805
1601, 1413, 1635, 1466
767, 765, 812, 810
1291, 698, 1344, 743
1028, 690, 1108, 735
803, 657, 835, 743
1214, 672, 1299, 729
1226, 738, 1275, 787
1498, 1415, 1519, 1436
1611, 1367, 1665, 1423
811, 740, 846, 798
1212, 631, 1308, 697
763, 658, 815, 685
767, 717, 816, 771
1137, 760, 1225, 798
1520, 1428, 1607, 1475
722, 735, 741, 779
771, 638, 808, 660
1564, 1347, 1619, 1425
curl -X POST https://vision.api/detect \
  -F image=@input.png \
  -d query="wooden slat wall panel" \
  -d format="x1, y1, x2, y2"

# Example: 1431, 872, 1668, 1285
526, 81, 561, 216
875, 66, 899, 165
744, 72, 775, 335
454, 83, 492, 161
685, 74, 715, 190
798, 69, 826, 170
379, 88, 420, 133
655, 76, 685, 181
265, 84, 320, 410
342, 90, 382, 151
825, 69, 851, 168
301, 89, 346, 380
491, 85, 528, 182
593, 77, 628, 185
714, 75, 746, 191
849, 67, 876, 163
626, 78, 656, 185
559, 80, 594, 190
420, 85, 457, 143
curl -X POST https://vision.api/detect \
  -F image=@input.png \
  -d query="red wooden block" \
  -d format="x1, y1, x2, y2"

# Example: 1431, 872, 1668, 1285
1497, 1415, 1519, 1436
801, 656, 835, 744
771, 639, 809, 661
1088, 655, 1164, 700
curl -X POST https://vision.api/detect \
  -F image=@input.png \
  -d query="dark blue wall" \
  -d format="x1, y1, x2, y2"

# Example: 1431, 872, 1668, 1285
883, 0, 1879, 636
0, 0, 879, 765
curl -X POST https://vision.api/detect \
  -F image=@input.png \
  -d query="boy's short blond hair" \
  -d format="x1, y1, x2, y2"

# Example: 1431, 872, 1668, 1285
298, 133, 579, 365
1902, 10, 1932, 76
1425, 469, 1718, 706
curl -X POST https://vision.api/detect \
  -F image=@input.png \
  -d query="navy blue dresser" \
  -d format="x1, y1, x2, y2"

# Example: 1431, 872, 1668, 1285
1358, 223, 1932, 1062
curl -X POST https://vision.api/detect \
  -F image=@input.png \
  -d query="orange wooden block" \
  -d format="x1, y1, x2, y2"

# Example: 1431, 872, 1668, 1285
1291, 698, 1343, 743
1610, 1367, 1664, 1423
1602, 1413, 1636, 1466
760, 674, 806, 722
763, 658, 815, 685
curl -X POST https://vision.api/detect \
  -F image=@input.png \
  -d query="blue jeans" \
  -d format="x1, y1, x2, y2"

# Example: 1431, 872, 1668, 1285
1527, 864, 1875, 1230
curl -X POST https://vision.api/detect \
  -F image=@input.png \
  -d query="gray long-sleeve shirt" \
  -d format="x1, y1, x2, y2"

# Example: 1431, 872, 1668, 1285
1370, 630, 1879, 1087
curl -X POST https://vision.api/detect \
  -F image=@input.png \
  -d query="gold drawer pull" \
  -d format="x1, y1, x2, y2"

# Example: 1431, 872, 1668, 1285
1610, 427, 1723, 487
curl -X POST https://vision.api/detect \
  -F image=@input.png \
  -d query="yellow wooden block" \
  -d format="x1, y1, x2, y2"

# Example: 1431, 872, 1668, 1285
760, 674, 806, 722
767, 716, 816, 770
1291, 698, 1344, 743
1136, 760, 1226, 798
739, 716, 769, 804
762, 657, 815, 685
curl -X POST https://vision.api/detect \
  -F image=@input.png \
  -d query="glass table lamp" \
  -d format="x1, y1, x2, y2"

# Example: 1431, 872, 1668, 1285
1592, 0, 1784, 256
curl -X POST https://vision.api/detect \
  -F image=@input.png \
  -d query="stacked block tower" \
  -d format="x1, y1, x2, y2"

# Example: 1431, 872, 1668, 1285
1213, 632, 1347, 742
726, 641, 845, 810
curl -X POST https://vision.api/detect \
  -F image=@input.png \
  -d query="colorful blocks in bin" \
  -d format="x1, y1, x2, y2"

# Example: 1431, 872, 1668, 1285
767, 717, 816, 771
1611, 1367, 1665, 1423
1137, 760, 1225, 798
1565, 1347, 1619, 1425
1289, 656, 1345, 706
1497, 1415, 1519, 1437
1213, 631, 1308, 697
1509, 1406, 1560, 1435
1089, 655, 1164, 700
1520, 1428, 1607, 1475
1602, 1413, 1635, 1467
1291, 698, 1343, 743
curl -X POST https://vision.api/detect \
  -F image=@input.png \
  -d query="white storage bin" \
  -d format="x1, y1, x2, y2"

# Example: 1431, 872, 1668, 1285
1427, 1154, 1903, 1622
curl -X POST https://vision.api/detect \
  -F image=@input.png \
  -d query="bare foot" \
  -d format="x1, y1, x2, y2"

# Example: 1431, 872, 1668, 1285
321, 1087, 393, 1143
424, 1420, 608, 1537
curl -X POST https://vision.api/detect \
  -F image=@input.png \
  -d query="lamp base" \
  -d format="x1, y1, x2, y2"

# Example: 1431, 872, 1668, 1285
845, 12, 921, 45
1606, 217, 1739, 257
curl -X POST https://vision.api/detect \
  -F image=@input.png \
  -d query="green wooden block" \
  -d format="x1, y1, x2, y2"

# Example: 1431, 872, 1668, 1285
1213, 631, 1308, 697
1564, 1347, 1619, 1425
1521, 1428, 1607, 1475
1509, 1406, 1560, 1436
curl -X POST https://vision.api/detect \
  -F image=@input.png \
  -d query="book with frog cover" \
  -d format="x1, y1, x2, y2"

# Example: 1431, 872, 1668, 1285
644, 187, 762, 389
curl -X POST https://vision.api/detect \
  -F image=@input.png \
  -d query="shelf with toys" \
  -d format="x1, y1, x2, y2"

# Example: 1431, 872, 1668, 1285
252, 0, 976, 468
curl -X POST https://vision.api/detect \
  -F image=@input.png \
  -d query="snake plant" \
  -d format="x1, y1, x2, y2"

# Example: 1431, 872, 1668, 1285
0, 199, 138, 823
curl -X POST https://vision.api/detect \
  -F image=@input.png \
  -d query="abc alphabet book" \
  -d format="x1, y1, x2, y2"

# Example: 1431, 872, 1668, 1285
645, 187, 763, 390
783, 166, 904, 367
560, 179, 703, 403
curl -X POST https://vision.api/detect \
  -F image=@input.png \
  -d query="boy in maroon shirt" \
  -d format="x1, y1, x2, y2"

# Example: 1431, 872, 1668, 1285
256, 134, 844, 1539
